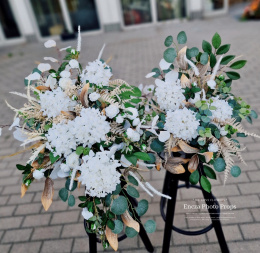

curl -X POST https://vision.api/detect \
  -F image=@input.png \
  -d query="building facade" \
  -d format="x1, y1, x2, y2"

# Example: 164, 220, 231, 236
0, 0, 228, 47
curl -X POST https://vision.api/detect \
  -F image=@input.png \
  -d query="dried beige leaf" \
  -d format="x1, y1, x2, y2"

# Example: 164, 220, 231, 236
188, 154, 199, 173
166, 164, 185, 174
105, 226, 118, 251
200, 152, 213, 163
180, 74, 191, 88
177, 46, 188, 70
61, 111, 76, 120
178, 140, 199, 154
36, 86, 51, 91
171, 146, 182, 152
121, 210, 140, 232
80, 83, 89, 107
21, 183, 28, 198
197, 62, 210, 78
41, 177, 54, 211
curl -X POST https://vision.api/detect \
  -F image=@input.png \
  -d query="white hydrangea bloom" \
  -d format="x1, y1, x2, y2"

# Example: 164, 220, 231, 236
208, 143, 219, 152
66, 152, 79, 168
158, 131, 170, 142
143, 84, 155, 95
60, 163, 70, 173
164, 108, 200, 141
210, 98, 233, 121
70, 108, 110, 147
39, 87, 77, 118
45, 74, 57, 89
82, 207, 93, 220
105, 104, 119, 119
82, 59, 112, 87
126, 128, 140, 142
33, 169, 46, 180
133, 118, 140, 126
220, 126, 228, 136
89, 92, 100, 102
78, 150, 121, 197
125, 107, 138, 120
69, 59, 79, 69
59, 78, 73, 90
155, 71, 185, 111
116, 115, 124, 124
46, 121, 77, 157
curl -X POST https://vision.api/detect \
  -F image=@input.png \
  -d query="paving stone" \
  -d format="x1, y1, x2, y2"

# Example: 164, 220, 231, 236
228, 195, 260, 209
61, 223, 85, 238
2, 228, 32, 243
41, 239, 73, 253
250, 208, 260, 222
0, 244, 12, 253
192, 244, 223, 253
207, 225, 242, 242
247, 170, 260, 181
51, 210, 80, 225
240, 223, 260, 239
10, 242, 42, 253
238, 182, 260, 194
8, 193, 34, 205
22, 214, 51, 227
0, 205, 16, 217
0, 216, 23, 230
15, 203, 42, 215
72, 238, 89, 253
228, 240, 260, 253
32, 225, 62, 240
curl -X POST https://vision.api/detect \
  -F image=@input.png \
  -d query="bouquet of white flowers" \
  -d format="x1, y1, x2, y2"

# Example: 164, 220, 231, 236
144, 31, 259, 192
0, 27, 166, 251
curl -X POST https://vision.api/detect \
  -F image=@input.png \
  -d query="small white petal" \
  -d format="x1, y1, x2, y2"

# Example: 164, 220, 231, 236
165, 71, 178, 83
158, 131, 170, 142
82, 208, 93, 220
138, 83, 143, 91
120, 155, 132, 167
38, 63, 51, 72
13, 127, 28, 142
44, 57, 58, 63
159, 58, 171, 70
60, 46, 71, 51
146, 72, 156, 78
0, 128, 2, 136
60, 70, 71, 78
69, 59, 79, 69
152, 115, 159, 128
44, 40, 56, 48
207, 79, 216, 89
25, 72, 41, 81
9, 118, 20, 130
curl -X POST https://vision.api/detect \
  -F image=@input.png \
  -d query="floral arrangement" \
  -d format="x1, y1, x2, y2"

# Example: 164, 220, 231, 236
242, 0, 260, 20
0, 27, 167, 251
144, 31, 259, 193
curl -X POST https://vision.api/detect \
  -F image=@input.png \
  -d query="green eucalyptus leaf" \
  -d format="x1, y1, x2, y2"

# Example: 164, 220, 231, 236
213, 158, 226, 172
226, 71, 240, 80
133, 152, 151, 161
107, 219, 115, 230
112, 220, 124, 234
212, 32, 221, 49
231, 165, 241, 177
210, 53, 217, 68
220, 55, 235, 65
203, 165, 216, 179
189, 170, 199, 185
186, 47, 199, 59
65, 178, 77, 191
202, 40, 212, 54
68, 195, 75, 207
124, 154, 137, 166
144, 220, 156, 233
250, 110, 258, 119
128, 175, 138, 186
125, 226, 138, 238
164, 48, 177, 63
112, 184, 121, 195
200, 52, 209, 65
177, 31, 187, 44
111, 196, 128, 215
229, 60, 247, 69
164, 35, 173, 47
127, 185, 140, 198
59, 188, 68, 202
216, 44, 230, 55
136, 199, 149, 216
150, 139, 164, 152
200, 175, 211, 193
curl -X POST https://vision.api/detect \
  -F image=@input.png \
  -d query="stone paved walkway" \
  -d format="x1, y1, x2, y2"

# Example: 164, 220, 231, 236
1, 5, 260, 253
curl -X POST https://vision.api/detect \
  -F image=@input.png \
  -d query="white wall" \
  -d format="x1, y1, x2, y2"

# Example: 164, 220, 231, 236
9, 0, 34, 36
96, 0, 121, 25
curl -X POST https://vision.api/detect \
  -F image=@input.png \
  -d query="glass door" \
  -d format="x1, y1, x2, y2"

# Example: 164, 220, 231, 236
30, 0, 65, 37
120, 0, 153, 26
156, 0, 186, 21
204, 0, 224, 12
0, 0, 21, 40
65, 0, 100, 32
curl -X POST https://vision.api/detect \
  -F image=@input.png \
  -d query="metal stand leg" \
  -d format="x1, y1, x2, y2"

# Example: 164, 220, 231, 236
198, 165, 230, 253
88, 232, 97, 253
162, 171, 179, 253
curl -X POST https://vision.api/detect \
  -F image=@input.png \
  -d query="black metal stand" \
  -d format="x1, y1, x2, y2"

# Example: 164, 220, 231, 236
84, 190, 154, 253
161, 163, 229, 253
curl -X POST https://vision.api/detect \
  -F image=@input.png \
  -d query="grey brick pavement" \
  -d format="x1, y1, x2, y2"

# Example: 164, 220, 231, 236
1, 5, 260, 253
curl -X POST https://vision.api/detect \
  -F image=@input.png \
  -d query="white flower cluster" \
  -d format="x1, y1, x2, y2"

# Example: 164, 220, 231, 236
164, 107, 200, 141
126, 128, 140, 142
210, 98, 233, 121
71, 108, 110, 147
46, 122, 77, 157
39, 87, 76, 118
155, 71, 185, 111
105, 104, 119, 119
78, 150, 121, 197
46, 108, 110, 157
82, 59, 112, 87
208, 143, 219, 152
